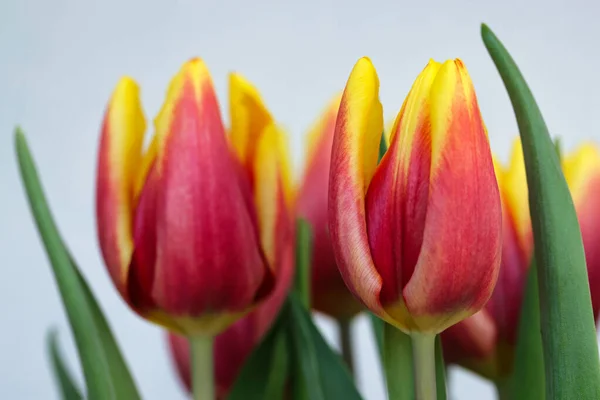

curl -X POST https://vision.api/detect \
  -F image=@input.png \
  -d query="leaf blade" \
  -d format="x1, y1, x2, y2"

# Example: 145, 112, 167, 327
227, 313, 288, 400
511, 260, 545, 400
47, 329, 83, 400
481, 24, 600, 399
288, 295, 363, 400
15, 129, 140, 400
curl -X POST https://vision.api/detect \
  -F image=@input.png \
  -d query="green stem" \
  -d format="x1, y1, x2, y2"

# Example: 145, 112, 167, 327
384, 323, 414, 399
294, 219, 312, 309
495, 379, 512, 400
338, 318, 354, 376
412, 333, 437, 400
189, 335, 215, 400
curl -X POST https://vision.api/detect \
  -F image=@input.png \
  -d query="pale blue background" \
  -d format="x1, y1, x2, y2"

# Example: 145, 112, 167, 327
1, 0, 599, 399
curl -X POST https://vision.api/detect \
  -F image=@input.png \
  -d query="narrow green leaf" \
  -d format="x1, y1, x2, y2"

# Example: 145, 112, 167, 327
383, 322, 414, 400
511, 260, 545, 400
74, 264, 139, 398
288, 295, 362, 400
288, 296, 326, 400
435, 335, 447, 400
294, 219, 313, 309
47, 329, 83, 400
263, 330, 289, 400
15, 129, 140, 400
482, 24, 600, 399
227, 314, 288, 400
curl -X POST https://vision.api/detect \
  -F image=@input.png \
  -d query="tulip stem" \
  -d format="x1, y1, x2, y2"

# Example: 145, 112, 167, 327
189, 335, 215, 400
338, 318, 355, 376
384, 323, 414, 400
411, 333, 437, 400
495, 380, 512, 400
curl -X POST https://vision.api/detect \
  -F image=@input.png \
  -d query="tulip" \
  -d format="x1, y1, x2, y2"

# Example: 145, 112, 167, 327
442, 139, 600, 380
296, 96, 363, 320
330, 57, 501, 399
329, 57, 502, 335
96, 58, 293, 338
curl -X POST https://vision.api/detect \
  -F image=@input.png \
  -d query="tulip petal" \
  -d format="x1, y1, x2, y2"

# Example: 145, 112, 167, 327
442, 310, 497, 368
133, 59, 268, 325
253, 124, 294, 272
486, 196, 529, 345
167, 333, 192, 392
96, 78, 146, 298
304, 96, 341, 170
563, 144, 600, 317
229, 73, 274, 173
403, 60, 502, 332
502, 139, 533, 258
298, 96, 363, 318
329, 57, 390, 320
366, 60, 440, 316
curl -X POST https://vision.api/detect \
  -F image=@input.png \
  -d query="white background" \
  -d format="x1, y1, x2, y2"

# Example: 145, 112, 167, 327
2, 0, 599, 399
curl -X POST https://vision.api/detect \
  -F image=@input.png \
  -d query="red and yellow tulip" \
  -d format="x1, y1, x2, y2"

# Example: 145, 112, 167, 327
96, 58, 294, 336
328, 57, 502, 334
443, 139, 600, 378
296, 96, 364, 319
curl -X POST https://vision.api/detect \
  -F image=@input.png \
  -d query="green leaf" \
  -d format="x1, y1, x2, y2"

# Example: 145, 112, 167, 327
74, 266, 140, 399
294, 219, 313, 309
287, 295, 362, 400
227, 314, 289, 400
47, 329, 83, 400
511, 260, 545, 400
383, 322, 414, 400
14, 129, 140, 400
435, 335, 447, 400
482, 24, 600, 399
263, 329, 290, 400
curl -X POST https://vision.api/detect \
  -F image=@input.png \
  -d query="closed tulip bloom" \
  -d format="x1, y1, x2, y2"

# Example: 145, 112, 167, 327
329, 57, 502, 334
96, 59, 293, 336
296, 97, 363, 319
443, 140, 600, 378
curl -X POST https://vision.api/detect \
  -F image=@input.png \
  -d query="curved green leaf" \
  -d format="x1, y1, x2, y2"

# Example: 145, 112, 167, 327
15, 129, 140, 400
435, 335, 447, 400
288, 295, 362, 400
227, 314, 289, 400
511, 260, 545, 400
47, 329, 83, 400
481, 24, 600, 399
75, 266, 140, 399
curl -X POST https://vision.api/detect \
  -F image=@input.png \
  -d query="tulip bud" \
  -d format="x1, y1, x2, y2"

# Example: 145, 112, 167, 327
96, 59, 293, 336
329, 57, 502, 334
296, 97, 364, 319
443, 139, 600, 379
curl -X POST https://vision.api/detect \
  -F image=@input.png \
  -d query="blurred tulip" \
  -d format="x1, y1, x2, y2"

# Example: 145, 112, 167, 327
296, 96, 363, 320
443, 139, 600, 379
96, 59, 293, 337
328, 57, 502, 334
